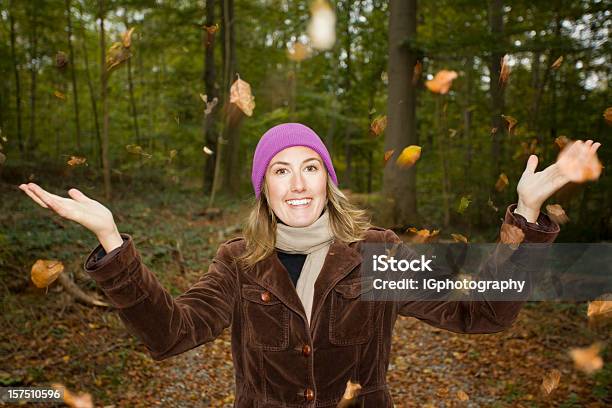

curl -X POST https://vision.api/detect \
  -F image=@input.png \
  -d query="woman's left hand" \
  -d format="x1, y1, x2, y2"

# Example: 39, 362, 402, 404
515, 139, 602, 223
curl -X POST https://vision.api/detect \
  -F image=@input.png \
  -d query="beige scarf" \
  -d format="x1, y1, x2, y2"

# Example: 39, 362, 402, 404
275, 209, 334, 325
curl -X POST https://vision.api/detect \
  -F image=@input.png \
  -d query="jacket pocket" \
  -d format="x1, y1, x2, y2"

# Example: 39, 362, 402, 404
329, 278, 374, 345
241, 284, 290, 351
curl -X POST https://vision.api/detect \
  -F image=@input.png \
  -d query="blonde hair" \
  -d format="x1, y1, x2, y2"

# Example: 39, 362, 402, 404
238, 178, 372, 270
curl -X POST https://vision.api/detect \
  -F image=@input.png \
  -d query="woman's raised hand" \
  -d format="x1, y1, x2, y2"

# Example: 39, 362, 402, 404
515, 139, 602, 222
18, 183, 121, 245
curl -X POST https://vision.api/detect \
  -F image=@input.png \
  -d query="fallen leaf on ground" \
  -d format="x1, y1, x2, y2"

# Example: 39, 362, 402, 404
456, 390, 469, 401
540, 369, 561, 395
52, 383, 94, 408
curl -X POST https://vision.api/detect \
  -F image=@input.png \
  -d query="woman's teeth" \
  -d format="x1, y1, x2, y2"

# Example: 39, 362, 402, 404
286, 198, 312, 206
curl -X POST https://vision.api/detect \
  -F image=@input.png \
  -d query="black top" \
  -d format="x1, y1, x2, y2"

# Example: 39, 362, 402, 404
276, 251, 307, 287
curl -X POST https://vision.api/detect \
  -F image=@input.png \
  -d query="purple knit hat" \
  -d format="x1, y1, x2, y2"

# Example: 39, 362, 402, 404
251, 123, 338, 199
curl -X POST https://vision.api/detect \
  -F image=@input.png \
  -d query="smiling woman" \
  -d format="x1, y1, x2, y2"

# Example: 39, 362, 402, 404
19, 122, 604, 407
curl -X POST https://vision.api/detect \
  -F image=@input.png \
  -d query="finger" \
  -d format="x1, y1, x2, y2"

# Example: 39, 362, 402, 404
68, 188, 91, 202
524, 154, 538, 174
591, 142, 601, 154
19, 185, 49, 208
27, 183, 62, 213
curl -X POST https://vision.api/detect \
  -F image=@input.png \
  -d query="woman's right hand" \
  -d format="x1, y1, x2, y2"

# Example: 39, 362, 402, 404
19, 183, 121, 246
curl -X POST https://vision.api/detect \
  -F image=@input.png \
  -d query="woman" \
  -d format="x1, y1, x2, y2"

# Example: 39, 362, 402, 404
19, 123, 600, 407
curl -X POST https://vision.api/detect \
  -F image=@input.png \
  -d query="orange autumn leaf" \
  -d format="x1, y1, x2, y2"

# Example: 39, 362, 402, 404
546, 204, 569, 225
370, 115, 387, 137
500, 223, 524, 250
54, 90, 66, 100
540, 369, 561, 396
383, 149, 394, 167
412, 60, 422, 84
451, 233, 468, 243
31, 260, 64, 288
229, 74, 255, 117
396, 145, 422, 168
52, 383, 94, 408
587, 294, 612, 326
122, 27, 135, 48
556, 140, 603, 183
203, 23, 219, 35
551, 56, 563, 69
501, 114, 517, 134
407, 227, 440, 243
569, 343, 604, 374
555, 135, 570, 150
425, 70, 458, 94
287, 42, 311, 62
603, 107, 612, 125
499, 54, 510, 87
67, 156, 87, 167
456, 390, 469, 401
495, 172, 509, 192
337, 380, 361, 408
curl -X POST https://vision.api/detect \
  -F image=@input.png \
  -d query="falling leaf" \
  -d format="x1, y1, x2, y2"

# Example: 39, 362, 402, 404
383, 149, 394, 167
499, 54, 510, 86
407, 227, 440, 243
569, 343, 603, 374
203, 146, 214, 155
412, 60, 422, 84
67, 156, 87, 167
451, 233, 468, 243
126, 144, 144, 155
203, 23, 219, 35
307, 0, 336, 50
52, 383, 94, 408
425, 70, 458, 94
200, 94, 218, 116
370, 115, 387, 137
287, 42, 311, 62
540, 369, 561, 395
229, 74, 255, 117
456, 390, 469, 401
396, 145, 422, 168
555, 135, 570, 150
31, 260, 64, 288
448, 128, 458, 138
54, 91, 66, 100
495, 173, 509, 192
551, 56, 563, 70
501, 115, 517, 134
122, 27, 135, 48
169, 149, 177, 160
587, 294, 612, 326
491, 127, 498, 135
603, 107, 612, 125
55, 51, 68, 69
488, 196, 499, 212
106, 42, 131, 72
556, 141, 603, 183
457, 195, 471, 214
546, 204, 569, 225
500, 223, 524, 250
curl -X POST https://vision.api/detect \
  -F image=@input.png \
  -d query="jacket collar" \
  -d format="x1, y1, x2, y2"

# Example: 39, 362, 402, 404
248, 239, 363, 328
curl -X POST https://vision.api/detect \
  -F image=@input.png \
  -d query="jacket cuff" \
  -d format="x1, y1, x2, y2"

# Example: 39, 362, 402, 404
83, 233, 138, 283
504, 203, 560, 243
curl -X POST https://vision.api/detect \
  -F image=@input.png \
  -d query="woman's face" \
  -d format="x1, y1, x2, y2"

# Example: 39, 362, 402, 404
265, 146, 328, 227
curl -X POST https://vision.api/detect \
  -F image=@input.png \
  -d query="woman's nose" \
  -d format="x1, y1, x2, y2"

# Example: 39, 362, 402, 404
290, 172, 306, 192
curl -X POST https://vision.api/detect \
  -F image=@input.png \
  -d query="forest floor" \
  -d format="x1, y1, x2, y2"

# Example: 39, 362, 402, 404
1, 180, 609, 407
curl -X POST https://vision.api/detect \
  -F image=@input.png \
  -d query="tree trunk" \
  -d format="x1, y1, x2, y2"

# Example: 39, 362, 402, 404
65, 0, 82, 153
124, 18, 140, 145
383, 0, 418, 227
202, 0, 219, 194
26, 4, 39, 158
99, 0, 111, 200
487, 0, 505, 180
9, 1, 24, 155
342, 0, 354, 189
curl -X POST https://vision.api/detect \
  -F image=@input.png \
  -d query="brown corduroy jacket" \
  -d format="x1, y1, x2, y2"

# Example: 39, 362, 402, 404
84, 203, 559, 407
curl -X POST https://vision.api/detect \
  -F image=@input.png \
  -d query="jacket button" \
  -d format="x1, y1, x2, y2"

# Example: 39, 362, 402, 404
302, 344, 311, 357
304, 388, 314, 402
260, 291, 271, 303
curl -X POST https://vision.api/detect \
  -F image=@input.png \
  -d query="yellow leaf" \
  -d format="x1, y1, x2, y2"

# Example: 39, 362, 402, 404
229, 74, 255, 117
54, 91, 66, 100
67, 156, 87, 167
451, 233, 468, 243
122, 27, 135, 48
396, 145, 422, 168
551, 56, 563, 69
457, 195, 471, 214
425, 70, 458, 94
106, 42, 131, 72
31, 260, 64, 288
407, 227, 439, 243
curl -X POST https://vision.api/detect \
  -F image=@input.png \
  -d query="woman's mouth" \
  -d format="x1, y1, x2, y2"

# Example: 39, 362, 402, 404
286, 198, 312, 207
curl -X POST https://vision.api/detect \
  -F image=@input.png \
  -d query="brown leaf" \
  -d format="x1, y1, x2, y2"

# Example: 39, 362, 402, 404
499, 54, 510, 87
551, 56, 563, 70
456, 390, 469, 401
569, 343, 604, 374
603, 107, 612, 125
501, 114, 517, 134
495, 172, 509, 192
122, 27, 135, 48
500, 223, 524, 250
555, 135, 570, 150
52, 383, 94, 408
67, 156, 87, 167
546, 204, 569, 225
451, 233, 468, 243
383, 149, 394, 167
203, 23, 219, 35
396, 145, 422, 168
370, 115, 387, 137
229, 74, 255, 117
55, 51, 68, 69
106, 42, 131, 72
54, 90, 66, 100
412, 60, 422, 84
31, 260, 64, 288
425, 70, 458, 94
540, 369, 561, 395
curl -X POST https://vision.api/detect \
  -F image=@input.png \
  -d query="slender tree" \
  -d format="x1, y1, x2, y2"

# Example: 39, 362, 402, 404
8, 0, 24, 154
65, 0, 82, 152
99, 0, 111, 200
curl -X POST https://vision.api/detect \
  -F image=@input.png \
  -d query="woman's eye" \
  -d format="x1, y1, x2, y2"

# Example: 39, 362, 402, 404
275, 168, 288, 175
305, 165, 318, 172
